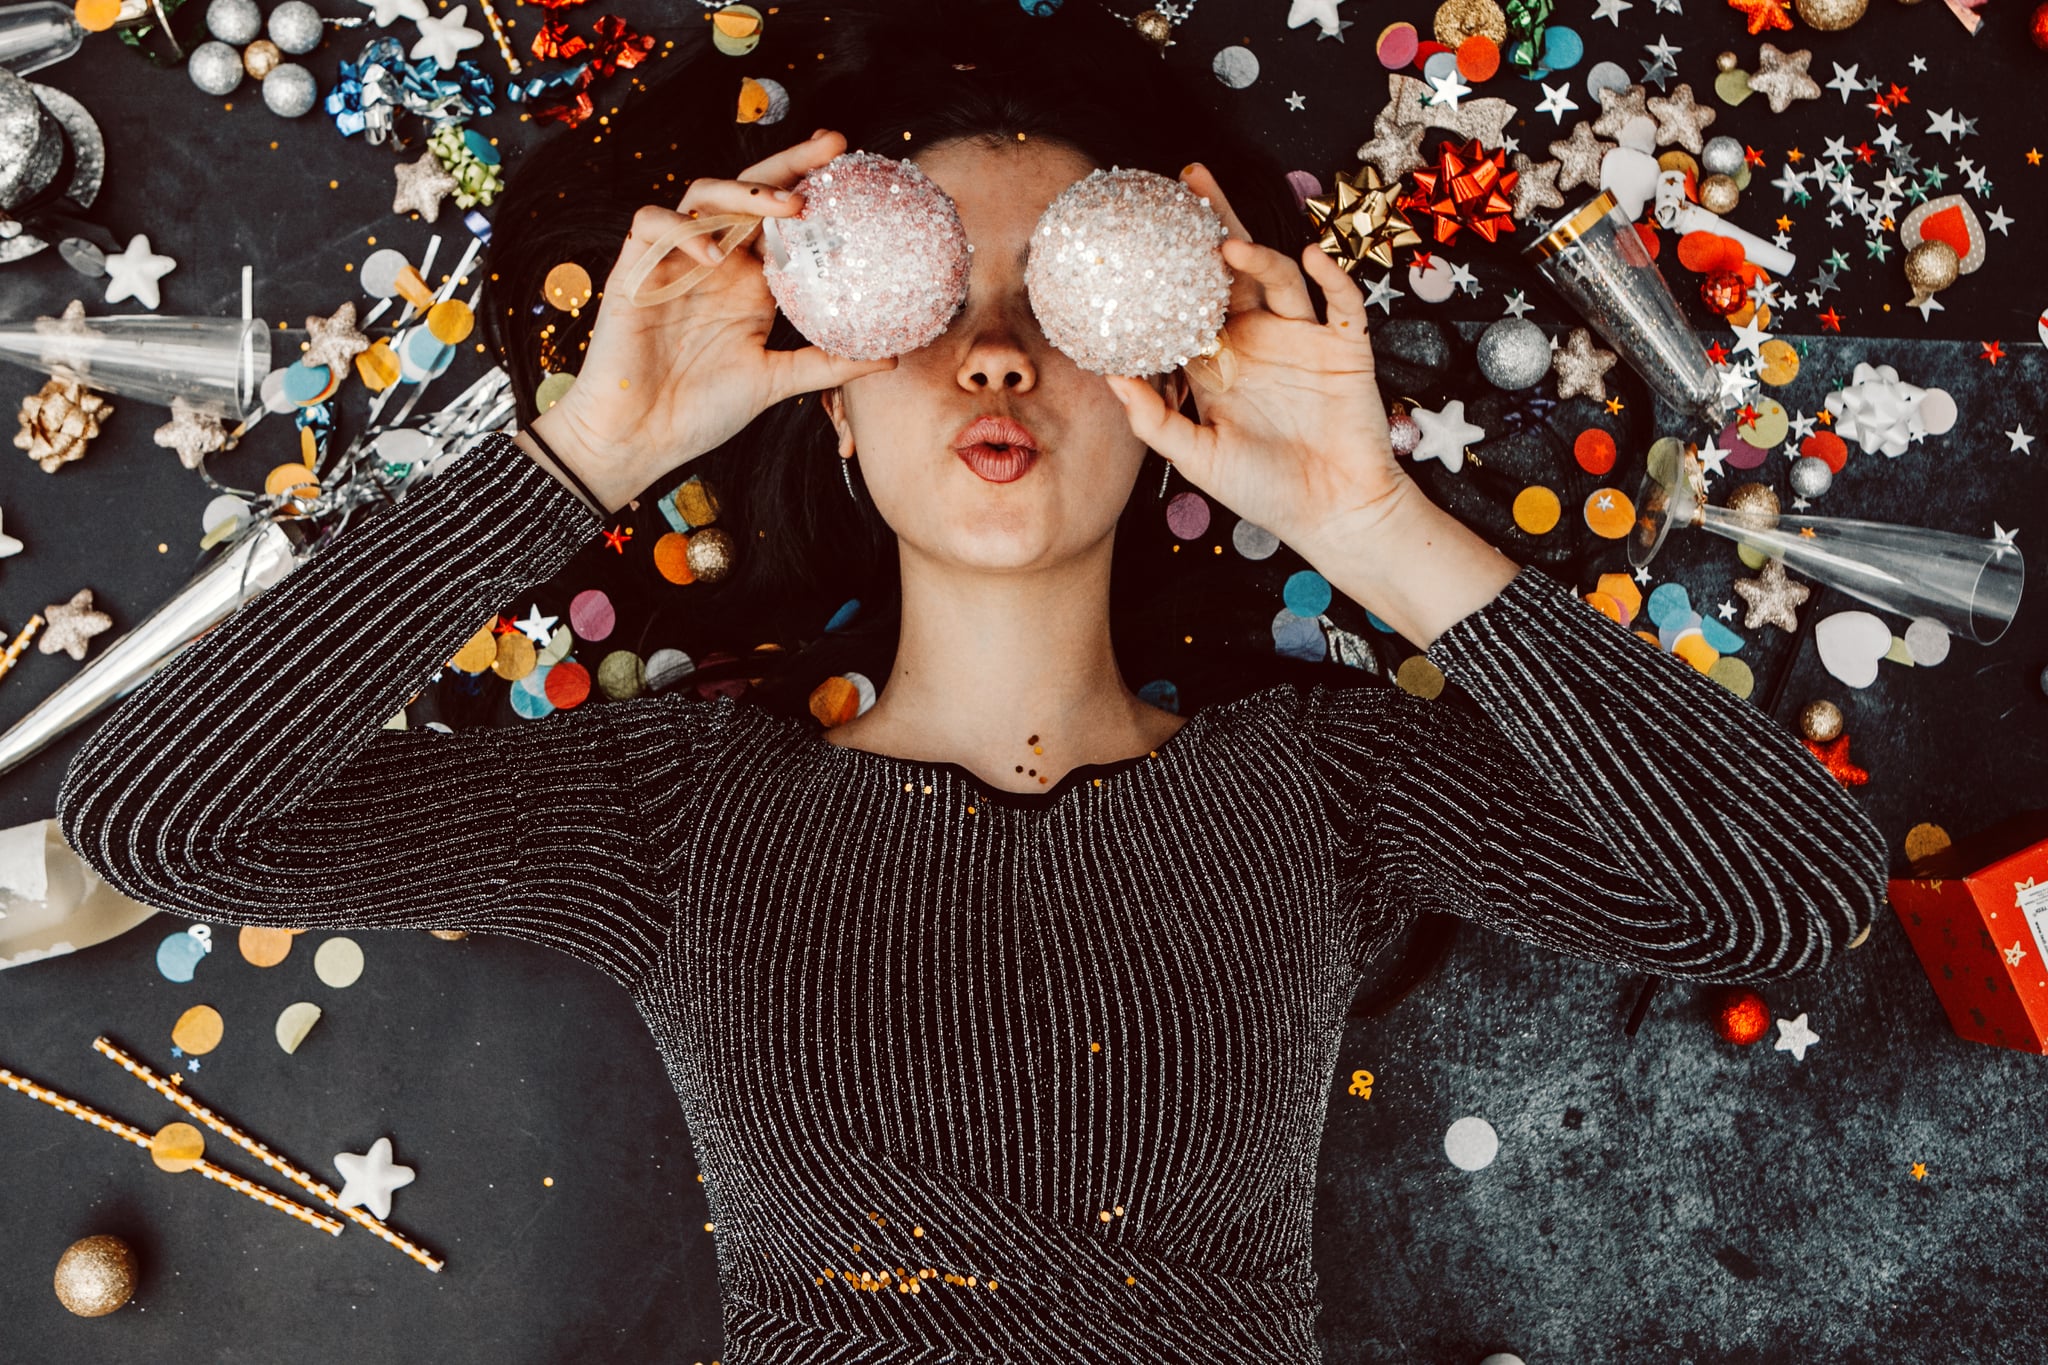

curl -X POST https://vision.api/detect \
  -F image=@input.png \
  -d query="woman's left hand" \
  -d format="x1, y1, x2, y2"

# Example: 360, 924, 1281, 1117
1104, 164, 1425, 552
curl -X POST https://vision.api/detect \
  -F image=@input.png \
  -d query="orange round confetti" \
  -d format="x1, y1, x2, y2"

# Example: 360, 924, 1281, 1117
426, 299, 475, 345
1512, 485, 1561, 533
75, 0, 124, 28
1583, 487, 1634, 539
543, 262, 594, 311
652, 530, 696, 584
1454, 33, 1499, 80
449, 622, 497, 673
355, 339, 401, 391
264, 463, 319, 498
1584, 592, 1626, 623
1596, 571, 1642, 623
492, 629, 537, 681
239, 926, 296, 967
1573, 427, 1616, 475
1800, 431, 1848, 472
150, 1122, 206, 1173
544, 658, 592, 708
1672, 632, 1720, 673
1677, 230, 1743, 275
1757, 338, 1800, 386
171, 1004, 225, 1055
736, 76, 770, 124
1904, 822, 1952, 865
809, 675, 861, 727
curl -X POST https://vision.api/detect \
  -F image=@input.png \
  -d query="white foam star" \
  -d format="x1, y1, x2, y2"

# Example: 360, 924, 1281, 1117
103, 233, 177, 310
1775, 1013, 1820, 1062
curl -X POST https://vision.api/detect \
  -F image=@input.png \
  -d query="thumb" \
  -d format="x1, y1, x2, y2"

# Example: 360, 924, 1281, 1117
1107, 374, 1204, 477
775, 347, 898, 404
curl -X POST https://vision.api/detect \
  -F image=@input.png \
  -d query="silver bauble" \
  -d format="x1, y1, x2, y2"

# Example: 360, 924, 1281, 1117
187, 40, 244, 96
266, 0, 323, 55
1475, 317, 1550, 390
1789, 455, 1832, 498
205, 0, 261, 44
1700, 135, 1745, 180
262, 63, 317, 118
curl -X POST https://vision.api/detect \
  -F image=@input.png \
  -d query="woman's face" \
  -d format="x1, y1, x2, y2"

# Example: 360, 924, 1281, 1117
820, 136, 1190, 573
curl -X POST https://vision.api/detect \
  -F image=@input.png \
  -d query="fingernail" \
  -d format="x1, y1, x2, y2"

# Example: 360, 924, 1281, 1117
773, 188, 796, 202
1181, 162, 1201, 179
812, 128, 830, 140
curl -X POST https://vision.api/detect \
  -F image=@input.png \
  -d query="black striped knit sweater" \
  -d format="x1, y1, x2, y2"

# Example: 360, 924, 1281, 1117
57, 429, 1889, 1364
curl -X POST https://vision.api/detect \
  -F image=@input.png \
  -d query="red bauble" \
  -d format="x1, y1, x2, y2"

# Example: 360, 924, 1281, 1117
1700, 270, 1747, 316
2032, 0, 2048, 50
1710, 986, 1772, 1044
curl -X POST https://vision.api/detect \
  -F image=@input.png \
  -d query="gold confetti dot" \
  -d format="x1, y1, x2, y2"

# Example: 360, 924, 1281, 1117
1904, 822, 1951, 866
543, 1176, 553, 1187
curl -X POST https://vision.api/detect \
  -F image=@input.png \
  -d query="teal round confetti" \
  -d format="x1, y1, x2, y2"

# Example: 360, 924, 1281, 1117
1137, 678, 1180, 713
1272, 609, 1325, 662
462, 126, 500, 166
1540, 24, 1582, 70
156, 929, 208, 982
1699, 616, 1745, 653
511, 680, 556, 718
1646, 582, 1691, 629
825, 598, 861, 631
1283, 570, 1333, 619
515, 661, 553, 697
280, 361, 332, 404
1366, 610, 1396, 633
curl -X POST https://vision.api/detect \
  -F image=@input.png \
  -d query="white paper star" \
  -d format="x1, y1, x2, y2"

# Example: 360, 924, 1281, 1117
1408, 400, 1485, 474
1645, 33, 1682, 64
1446, 259, 1479, 295
1989, 522, 2018, 559
1716, 600, 1736, 620
1633, 565, 1653, 585
410, 3, 483, 69
2007, 424, 2034, 455
1727, 314, 1770, 359
514, 605, 561, 644
1286, 0, 1351, 39
0, 507, 22, 560
1826, 62, 1862, 103
1908, 293, 1945, 322
1789, 412, 1816, 440
1364, 273, 1404, 313
1909, 54, 1927, 73
334, 1136, 417, 1221
1985, 206, 2012, 235
1285, 90, 1306, 111
1534, 82, 1579, 124
1502, 289, 1532, 319
1925, 108, 1962, 144
1426, 70, 1471, 109
103, 233, 177, 310
1774, 1013, 1819, 1062
358, 0, 426, 24
1697, 441, 1730, 479
1592, 0, 1632, 22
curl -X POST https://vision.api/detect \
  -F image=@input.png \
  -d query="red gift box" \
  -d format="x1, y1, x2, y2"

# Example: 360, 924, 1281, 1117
1888, 810, 2048, 1056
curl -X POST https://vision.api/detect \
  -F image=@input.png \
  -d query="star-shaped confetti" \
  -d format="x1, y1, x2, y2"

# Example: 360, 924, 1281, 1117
1533, 83, 1579, 124
358, 0, 426, 24
2007, 424, 2034, 454
1590, 84, 1650, 140
393, 150, 459, 222
37, 587, 112, 661
1749, 43, 1821, 115
1408, 400, 1485, 473
334, 1136, 416, 1221
601, 524, 633, 552
410, 3, 483, 68
1773, 1012, 1819, 1062
1354, 110, 1430, 186
1981, 340, 2005, 365
513, 605, 560, 645
1285, 0, 1352, 40
1551, 327, 1618, 402
1989, 522, 2018, 559
1508, 153, 1565, 222
1733, 556, 1811, 631
303, 302, 371, 374
103, 234, 177, 310
152, 396, 234, 471
1728, 0, 1794, 33
1646, 83, 1716, 155
1549, 121, 1614, 192
1501, 289, 1533, 319
0, 506, 22, 560
1803, 734, 1869, 786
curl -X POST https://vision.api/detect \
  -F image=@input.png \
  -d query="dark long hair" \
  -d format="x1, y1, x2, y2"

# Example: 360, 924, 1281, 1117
480, 0, 1311, 726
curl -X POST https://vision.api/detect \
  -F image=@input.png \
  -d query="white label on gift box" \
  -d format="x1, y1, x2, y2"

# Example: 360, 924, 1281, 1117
2016, 879, 2048, 968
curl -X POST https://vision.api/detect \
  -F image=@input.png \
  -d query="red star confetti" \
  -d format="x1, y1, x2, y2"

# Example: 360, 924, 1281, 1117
1887, 83, 1910, 107
1411, 249, 1435, 272
602, 524, 633, 552
491, 614, 520, 635
1982, 340, 2006, 365
1854, 142, 1876, 165
1819, 307, 1843, 332
1739, 402, 1760, 424
1727, 0, 1794, 33
1803, 734, 1869, 786
1744, 144, 1766, 167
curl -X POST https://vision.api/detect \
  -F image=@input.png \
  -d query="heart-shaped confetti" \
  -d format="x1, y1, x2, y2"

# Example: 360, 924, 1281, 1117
1815, 611, 1893, 689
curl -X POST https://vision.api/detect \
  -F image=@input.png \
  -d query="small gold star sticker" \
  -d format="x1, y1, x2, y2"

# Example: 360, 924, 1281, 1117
1910, 1162, 1927, 1180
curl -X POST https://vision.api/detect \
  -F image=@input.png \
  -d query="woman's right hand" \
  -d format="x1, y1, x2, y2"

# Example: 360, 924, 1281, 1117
528, 128, 899, 504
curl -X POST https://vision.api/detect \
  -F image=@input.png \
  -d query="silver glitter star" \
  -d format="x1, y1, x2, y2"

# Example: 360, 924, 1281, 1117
38, 587, 113, 661
1551, 327, 1618, 403
393, 150, 459, 222
152, 396, 234, 470
303, 301, 371, 374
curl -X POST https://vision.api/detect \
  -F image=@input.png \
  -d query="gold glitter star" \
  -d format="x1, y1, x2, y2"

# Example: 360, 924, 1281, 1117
1733, 556, 1812, 632
393, 150, 459, 222
1304, 164, 1422, 272
303, 301, 371, 374
1509, 153, 1565, 223
1551, 327, 1618, 403
38, 587, 112, 661
1748, 43, 1822, 116
152, 396, 234, 471
1645, 83, 1717, 155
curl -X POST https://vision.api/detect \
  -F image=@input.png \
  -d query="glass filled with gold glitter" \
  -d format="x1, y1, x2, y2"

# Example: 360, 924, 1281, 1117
1630, 438, 2024, 645
1525, 190, 1724, 423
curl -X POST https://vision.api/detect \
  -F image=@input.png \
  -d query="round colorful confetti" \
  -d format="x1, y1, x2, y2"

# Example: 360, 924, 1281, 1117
1573, 427, 1616, 475
510, 677, 556, 719
653, 531, 695, 583
809, 675, 861, 726
569, 588, 615, 641
361, 248, 409, 298
1707, 656, 1754, 697
171, 1004, 225, 1054
534, 371, 576, 413
543, 262, 593, 311
1716, 422, 1768, 469
1512, 485, 1561, 533
1582, 487, 1634, 539
597, 650, 646, 699
1165, 490, 1211, 540
313, 936, 364, 988
1395, 655, 1446, 698
274, 1002, 322, 1054
426, 299, 475, 345
238, 925, 296, 967
1232, 518, 1280, 560
544, 658, 592, 708
492, 630, 537, 680
264, 462, 320, 498
1738, 397, 1789, 449
1408, 253, 1458, 303
1271, 609, 1325, 662
1757, 338, 1800, 386
1283, 569, 1333, 618
1455, 33, 1499, 80
1444, 1115, 1499, 1171
1377, 21, 1419, 68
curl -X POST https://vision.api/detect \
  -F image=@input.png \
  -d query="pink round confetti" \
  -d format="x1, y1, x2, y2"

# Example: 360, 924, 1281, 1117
569, 588, 615, 642
1377, 22, 1419, 69
1716, 422, 1768, 470
1165, 490, 1211, 540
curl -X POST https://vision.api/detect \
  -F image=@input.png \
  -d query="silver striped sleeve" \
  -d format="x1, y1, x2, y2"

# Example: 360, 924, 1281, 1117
55, 430, 700, 994
1306, 564, 1889, 983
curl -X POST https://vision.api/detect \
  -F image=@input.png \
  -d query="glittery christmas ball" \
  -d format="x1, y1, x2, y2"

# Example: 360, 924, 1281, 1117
1700, 136, 1745, 180
188, 40, 243, 95
1902, 239, 1958, 302
1794, 0, 1868, 28
1700, 270, 1747, 316
204, 0, 260, 44
1024, 166, 1232, 377
1790, 454, 1833, 498
1698, 173, 1740, 215
685, 526, 737, 583
267, 0, 324, 54
242, 37, 282, 79
263, 63, 317, 117
758, 151, 972, 362
53, 1235, 138, 1317
1715, 50, 1739, 71
1475, 317, 1551, 390
1388, 408, 1421, 456
1799, 698, 1844, 743
2032, 0, 2048, 50
1725, 481, 1780, 531
1709, 985, 1771, 1045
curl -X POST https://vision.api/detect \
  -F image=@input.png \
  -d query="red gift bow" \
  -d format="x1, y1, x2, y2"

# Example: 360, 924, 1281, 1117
1398, 138, 1519, 246
587, 15, 655, 77
531, 18, 588, 62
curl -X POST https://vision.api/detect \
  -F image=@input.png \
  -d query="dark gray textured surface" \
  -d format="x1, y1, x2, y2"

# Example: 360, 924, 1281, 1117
3, 2, 2046, 1362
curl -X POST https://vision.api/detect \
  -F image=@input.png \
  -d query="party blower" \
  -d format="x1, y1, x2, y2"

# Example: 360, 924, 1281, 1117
1524, 189, 1729, 425
1630, 438, 2024, 647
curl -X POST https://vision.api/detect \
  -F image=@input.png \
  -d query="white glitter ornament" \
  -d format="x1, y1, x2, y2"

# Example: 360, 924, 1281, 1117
759, 151, 971, 362
267, 0, 324, 54
1023, 166, 1232, 378
188, 40, 244, 95
263, 63, 317, 117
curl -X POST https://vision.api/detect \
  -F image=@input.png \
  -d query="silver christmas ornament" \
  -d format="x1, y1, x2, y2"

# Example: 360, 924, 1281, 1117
262, 63, 317, 118
1789, 455, 1833, 498
187, 40, 244, 96
1476, 317, 1551, 390
205, 0, 261, 44
1700, 135, 1745, 181
266, 0, 323, 55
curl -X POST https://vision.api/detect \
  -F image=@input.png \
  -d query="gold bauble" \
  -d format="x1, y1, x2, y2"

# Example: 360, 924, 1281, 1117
1699, 173, 1740, 214
1794, 0, 1868, 26
54, 1235, 138, 1318
428, 928, 468, 940
1433, 0, 1508, 47
1902, 239, 1959, 306
1798, 699, 1844, 744
242, 38, 282, 79
1725, 482, 1781, 532
1716, 50, 1739, 71
1131, 9, 1174, 48
685, 526, 737, 584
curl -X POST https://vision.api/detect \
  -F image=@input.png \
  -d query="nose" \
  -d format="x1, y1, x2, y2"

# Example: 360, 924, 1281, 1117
954, 294, 1039, 394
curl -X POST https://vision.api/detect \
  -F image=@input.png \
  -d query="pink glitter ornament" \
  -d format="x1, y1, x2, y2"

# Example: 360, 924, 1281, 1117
760, 151, 972, 362
1023, 167, 1233, 378
1388, 408, 1421, 457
